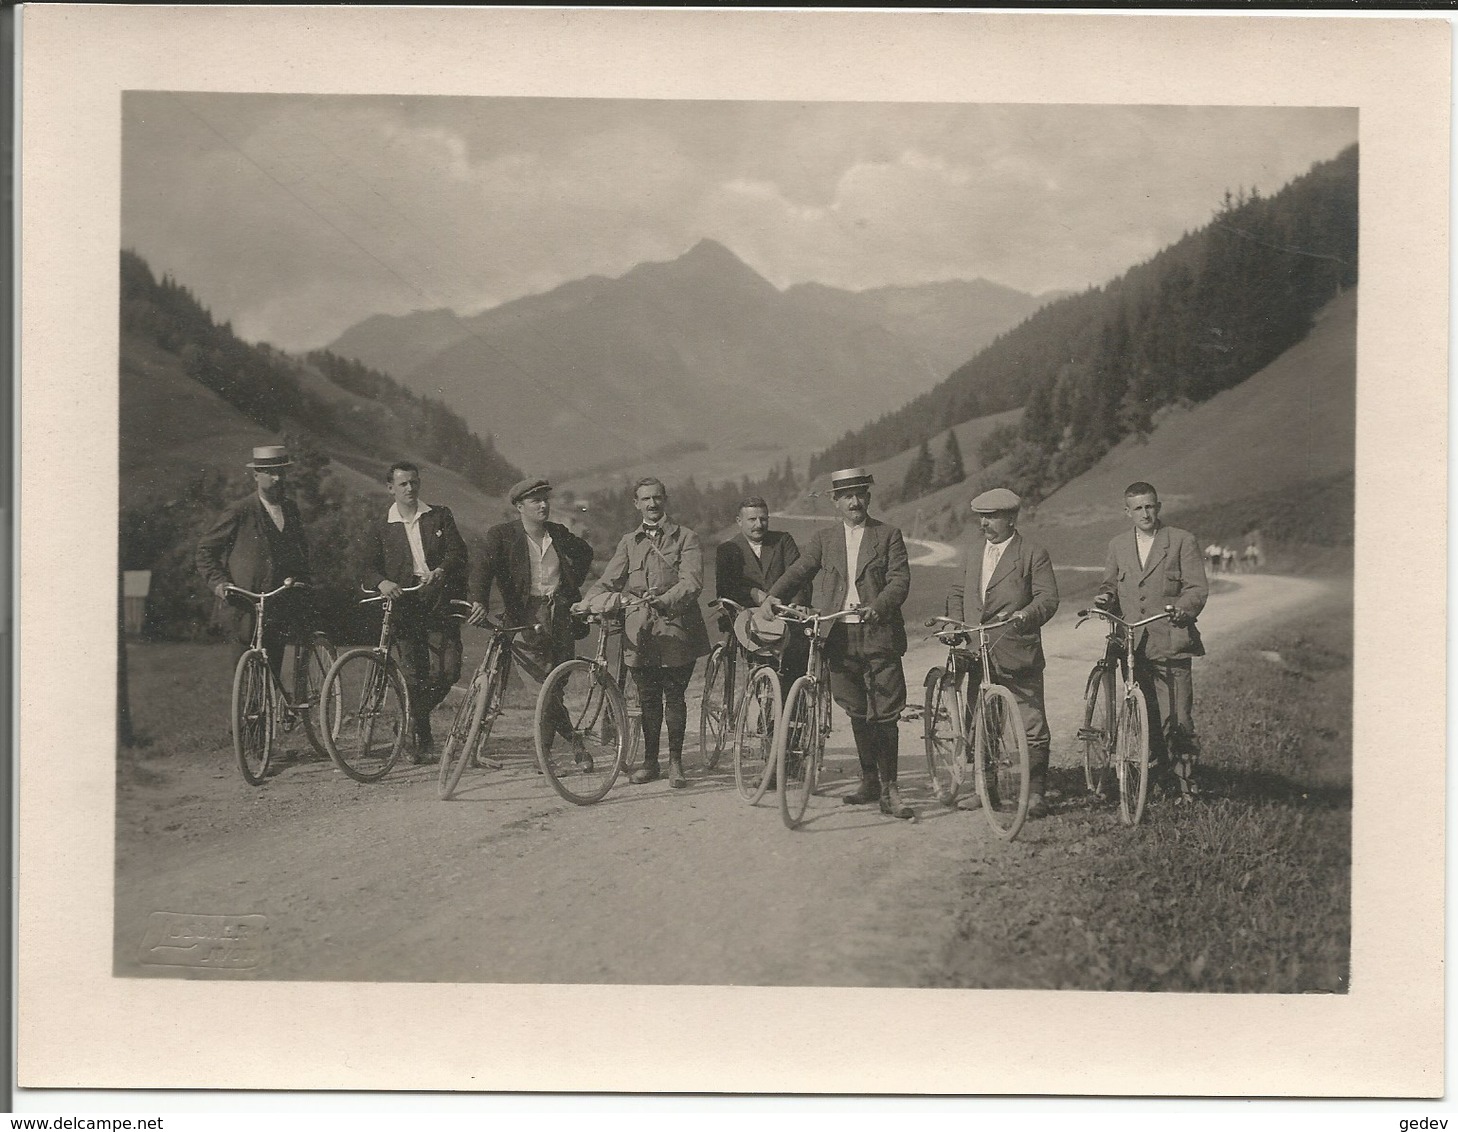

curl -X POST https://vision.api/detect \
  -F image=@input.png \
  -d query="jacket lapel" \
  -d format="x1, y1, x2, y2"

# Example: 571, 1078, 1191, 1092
738, 533, 767, 589
1140, 528, 1170, 579
985, 532, 1021, 594
510, 523, 530, 593
853, 521, 876, 580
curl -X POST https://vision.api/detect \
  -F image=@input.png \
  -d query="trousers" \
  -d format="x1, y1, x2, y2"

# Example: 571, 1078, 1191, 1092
630, 662, 696, 761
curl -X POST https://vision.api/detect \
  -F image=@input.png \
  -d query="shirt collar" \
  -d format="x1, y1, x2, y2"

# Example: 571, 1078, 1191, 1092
637, 520, 676, 540
387, 500, 433, 524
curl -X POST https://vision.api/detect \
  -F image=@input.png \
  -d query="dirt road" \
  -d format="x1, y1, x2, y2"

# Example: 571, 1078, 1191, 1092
114, 573, 1331, 985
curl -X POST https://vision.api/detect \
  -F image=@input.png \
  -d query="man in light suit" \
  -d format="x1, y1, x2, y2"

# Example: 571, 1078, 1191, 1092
360, 461, 469, 757
762, 467, 914, 819
1095, 481, 1209, 802
946, 487, 1060, 818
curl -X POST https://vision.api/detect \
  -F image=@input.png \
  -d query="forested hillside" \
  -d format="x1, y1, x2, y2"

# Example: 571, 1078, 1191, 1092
810, 145, 1358, 506
121, 250, 521, 496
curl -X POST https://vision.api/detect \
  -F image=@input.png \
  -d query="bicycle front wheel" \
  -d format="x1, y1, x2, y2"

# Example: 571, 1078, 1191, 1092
439, 644, 496, 800
776, 676, 819, 829
321, 648, 409, 783
535, 659, 625, 805
297, 633, 340, 761
1081, 662, 1117, 798
697, 644, 731, 771
974, 684, 1031, 840
733, 666, 781, 804
1115, 691, 1151, 827
923, 666, 965, 806
232, 652, 274, 786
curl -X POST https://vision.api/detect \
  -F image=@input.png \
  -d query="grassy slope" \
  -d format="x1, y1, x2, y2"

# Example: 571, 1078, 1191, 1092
120, 333, 515, 538
928, 586, 1351, 992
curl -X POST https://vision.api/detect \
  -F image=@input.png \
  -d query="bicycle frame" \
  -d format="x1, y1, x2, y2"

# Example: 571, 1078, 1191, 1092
925, 613, 1019, 785
769, 603, 863, 781
224, 579, 314, 717
1075, 606, 1175, 703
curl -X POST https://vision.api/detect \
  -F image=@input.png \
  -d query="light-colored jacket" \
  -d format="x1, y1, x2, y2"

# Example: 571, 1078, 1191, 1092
1097, 524, 1209, 660
585, 520, 710, 667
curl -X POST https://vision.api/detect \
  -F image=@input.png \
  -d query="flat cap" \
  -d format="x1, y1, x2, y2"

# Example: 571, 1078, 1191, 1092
829, 466, 875, 493
508, 477, 553, 505
970, 487, 1022, 512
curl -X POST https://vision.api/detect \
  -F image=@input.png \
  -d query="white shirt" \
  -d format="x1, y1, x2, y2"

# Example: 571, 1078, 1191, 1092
842, 522, 866, 619
525, 526, 561, 597
259, 494, 286, 532
1136, 528, 1157, 568
981, 535, 1013, 601
746, 539, 764, 561
387, 500, 434, 579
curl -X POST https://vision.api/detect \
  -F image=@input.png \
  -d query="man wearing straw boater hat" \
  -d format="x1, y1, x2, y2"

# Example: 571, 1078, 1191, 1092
360, 461, 469, 758
197, 444, 315, 683
946, 486, 1060, 819
761, 467, 915, 819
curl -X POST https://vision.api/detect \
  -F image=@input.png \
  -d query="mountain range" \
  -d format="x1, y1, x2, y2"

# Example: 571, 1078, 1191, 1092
327, 240, 1056, 475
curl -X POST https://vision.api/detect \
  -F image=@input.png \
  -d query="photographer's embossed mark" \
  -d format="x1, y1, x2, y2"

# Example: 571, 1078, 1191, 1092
139, 912, 267, 969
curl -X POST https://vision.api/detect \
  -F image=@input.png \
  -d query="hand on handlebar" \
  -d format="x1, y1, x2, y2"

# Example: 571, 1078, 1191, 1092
1167, 606, 1193, 628
1093, 592, 1113, 610
860, 604, 881, 625
378, 579, 403, 599
465, 601, 489, 627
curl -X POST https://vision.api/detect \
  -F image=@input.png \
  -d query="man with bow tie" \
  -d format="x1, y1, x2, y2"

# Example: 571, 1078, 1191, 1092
360, 461, 469, 758
946, 487, 1060, 818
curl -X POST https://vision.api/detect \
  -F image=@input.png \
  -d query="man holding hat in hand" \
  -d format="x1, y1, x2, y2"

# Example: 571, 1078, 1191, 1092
197, 444, 315, 684
761, 467, 914, 819
946, 487, 1060, 818
467, 477, 595, 762
360, 461, 469, 757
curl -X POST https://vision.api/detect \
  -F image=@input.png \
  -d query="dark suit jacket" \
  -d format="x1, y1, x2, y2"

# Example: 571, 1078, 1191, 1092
196, 493, 311, 594
1097, 524, 1208, 660
715, 531, 810, 611
767, 518, 910, 656
360, 502, 468, 605
946, 531, 1059, 674
468, 519, 594, 626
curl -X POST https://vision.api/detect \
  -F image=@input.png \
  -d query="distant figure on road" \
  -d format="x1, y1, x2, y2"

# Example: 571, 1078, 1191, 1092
761, 467, 914, 820
1222, 546, 1238, 574
1095, 481, 1209, 803
580, 477, 710, 790
1205, 543, 1223, 575
468, 477, 595, 763
1243, 543, 1263, 573
715, 495, 811, 684
196, 444, 315, 684
359, 461, 469, 758
945, 487, 1060, 819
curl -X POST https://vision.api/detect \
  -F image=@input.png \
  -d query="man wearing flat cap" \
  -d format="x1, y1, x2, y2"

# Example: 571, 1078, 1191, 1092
360, 461, 469, 757
761, 467, 915, 819
468, 477, 595, 761
947, 487, 1060, 818
197, 444, 316, 684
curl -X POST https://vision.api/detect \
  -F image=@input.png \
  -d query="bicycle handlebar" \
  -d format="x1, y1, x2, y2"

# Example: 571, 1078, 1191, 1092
1075, 605, 1177, 631
358, 581, 426, 606
709, 597, 747, 615
223, 579, 309, 601
446, 599, 537, 635
925, 613, 1019, 639
570, 590, 657, 619
769, 601, 865, 627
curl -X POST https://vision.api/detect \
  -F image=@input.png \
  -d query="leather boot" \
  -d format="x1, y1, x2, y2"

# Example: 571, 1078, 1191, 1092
1027, 745, 1050, 818
873, 722, 913, 819
630, 755, 661, 785
667, 755, 688, 789
843, 718, 881, 805
880, 782, 914, 820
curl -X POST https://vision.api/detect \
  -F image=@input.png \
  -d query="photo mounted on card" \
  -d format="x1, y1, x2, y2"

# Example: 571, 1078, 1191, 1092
15, 6, 1447, 1099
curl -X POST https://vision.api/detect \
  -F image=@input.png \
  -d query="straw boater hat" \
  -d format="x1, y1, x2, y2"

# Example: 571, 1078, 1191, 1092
245, 445, 292, 470
829, 467, 874, 493
970, 487, 1022, 513
733, 607, 788, 655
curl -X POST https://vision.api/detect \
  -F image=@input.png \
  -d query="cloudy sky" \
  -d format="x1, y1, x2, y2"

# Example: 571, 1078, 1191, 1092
122, 95, 1356, 352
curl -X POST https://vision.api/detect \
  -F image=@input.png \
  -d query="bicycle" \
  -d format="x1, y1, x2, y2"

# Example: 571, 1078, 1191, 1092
766, 602, 861, 830
726, 600, 803, 806
436, 602, 540, 801
318, 581, 426, 783
533, 592, 654, 805
224, 580, 339, 786
923, 615, 1031, 840
1075, 604, 1175, 827
700, 597, 757, 773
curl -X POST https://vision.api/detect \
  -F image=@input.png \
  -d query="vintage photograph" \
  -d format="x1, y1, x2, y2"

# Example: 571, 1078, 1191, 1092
115, 93, 1358, 990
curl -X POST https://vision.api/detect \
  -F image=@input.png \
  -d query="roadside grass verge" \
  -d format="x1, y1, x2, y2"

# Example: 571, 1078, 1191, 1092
929, 586, 1351, 992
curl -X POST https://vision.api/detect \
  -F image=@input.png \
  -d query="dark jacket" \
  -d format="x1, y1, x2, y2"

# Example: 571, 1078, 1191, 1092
196, 493, 311, 595
360, 502, 468, 604
947, 531, 1059, 675
767, 518, 911, 657
715, 531, 811, 612
1097, 524, 1209, 660
468, 519, 594, 626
